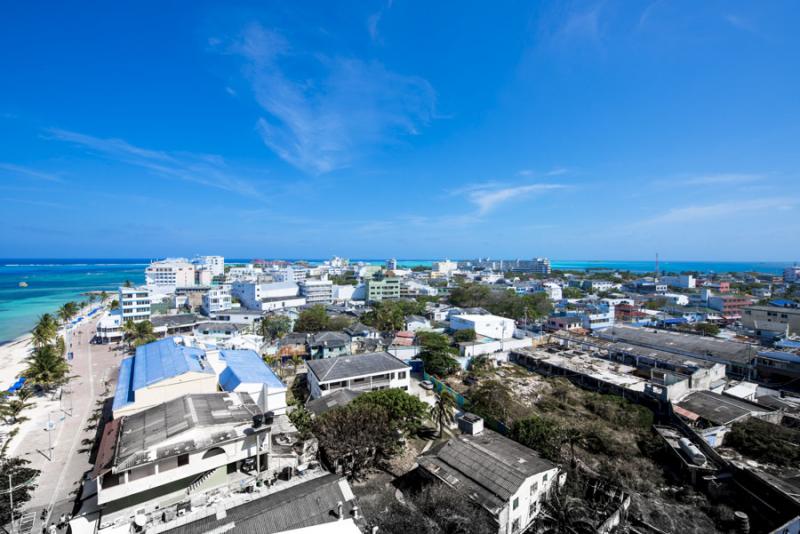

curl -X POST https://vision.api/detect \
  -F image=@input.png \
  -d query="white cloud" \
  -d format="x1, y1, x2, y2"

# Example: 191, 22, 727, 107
467, 183, 567, 215
643, 197, 796, 225
228, 23, 436, 174
0, 162, 63, 182
45, 128, 266, 198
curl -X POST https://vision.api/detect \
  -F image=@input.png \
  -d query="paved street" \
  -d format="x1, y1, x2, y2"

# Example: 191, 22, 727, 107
12, 314, 124, 533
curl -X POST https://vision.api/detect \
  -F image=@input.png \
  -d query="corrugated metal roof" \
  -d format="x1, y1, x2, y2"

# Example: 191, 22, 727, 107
306, 351, 409, 383
131, 337, 213, 391
219, 349, 285, 391
112, 357, 135, 410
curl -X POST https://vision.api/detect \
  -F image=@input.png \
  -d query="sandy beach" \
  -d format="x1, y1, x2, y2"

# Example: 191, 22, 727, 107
0, 333, 34, 391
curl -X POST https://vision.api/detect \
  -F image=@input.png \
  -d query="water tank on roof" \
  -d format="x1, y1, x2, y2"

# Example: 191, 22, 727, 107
678, 437, 707, 466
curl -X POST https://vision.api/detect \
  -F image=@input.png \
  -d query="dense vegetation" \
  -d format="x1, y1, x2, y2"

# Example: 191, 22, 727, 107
725, 418, 800, 467
361, 300, 426, 331
448, 283, 552, 320
417, 332, 460, 377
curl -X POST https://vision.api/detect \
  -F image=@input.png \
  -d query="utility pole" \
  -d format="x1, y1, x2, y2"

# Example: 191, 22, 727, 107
8, 474, 14, 534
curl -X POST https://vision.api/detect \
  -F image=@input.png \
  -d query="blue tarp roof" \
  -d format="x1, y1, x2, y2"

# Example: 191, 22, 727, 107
758, 351, 800, 364
662, 317, 689, 325
776, 339, 800, 349
770, 299, 798, 308
113, 338, 212, 410
218, 349, 285, 392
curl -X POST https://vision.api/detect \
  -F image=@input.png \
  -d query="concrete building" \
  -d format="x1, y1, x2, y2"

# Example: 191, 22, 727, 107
271, 266, 309, 283
366, 277, 401, 302
232, 281, 305, 312
708, 295, 751, 319
661, 274, 696, 289
784, 266, 800, 283
306, 351, 410, 399
451, 313, 516, 340
308, 331, 352, 359
112, 337, 218, 418
299, 279, 334, 305
119, 286, 151, 323
742, 304, 800, 336
386, 258, 398, 271
202, 285, 232, 314
509, 258, 552, 275
432, 260, 459, 275
145, 258, 196, 291
192, 255, 225, 277
217, 349, 288, 414
418, 417, 561, 534
92, 392, 315, 532
95, 312, 124, 343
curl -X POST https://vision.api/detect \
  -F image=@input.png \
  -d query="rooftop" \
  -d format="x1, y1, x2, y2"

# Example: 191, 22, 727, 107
306, 351, 409, 383
219, 349, 286, 391
305, 389, 363, 416
673, 390, 771, 426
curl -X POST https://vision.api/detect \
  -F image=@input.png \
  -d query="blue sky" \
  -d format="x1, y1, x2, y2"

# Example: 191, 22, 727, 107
1, 1, 799, 261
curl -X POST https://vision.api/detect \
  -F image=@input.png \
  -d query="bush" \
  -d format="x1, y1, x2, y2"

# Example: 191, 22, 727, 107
725, 418, 800, 466
453, 328, 476, 343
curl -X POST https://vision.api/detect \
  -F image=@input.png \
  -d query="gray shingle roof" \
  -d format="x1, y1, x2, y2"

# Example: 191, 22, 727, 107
306, 351, 409, 383
167, 473, 357, 534
305, 389, 363, 416
418, 429, 555, 512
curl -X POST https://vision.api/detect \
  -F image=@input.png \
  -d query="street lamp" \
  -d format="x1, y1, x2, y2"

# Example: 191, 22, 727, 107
1, 470, 37, 534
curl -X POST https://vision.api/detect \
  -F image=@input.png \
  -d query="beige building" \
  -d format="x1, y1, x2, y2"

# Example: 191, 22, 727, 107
742, 305, 800, 336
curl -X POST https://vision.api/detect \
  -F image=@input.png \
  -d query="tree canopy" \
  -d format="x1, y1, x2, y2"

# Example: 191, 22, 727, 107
0, 458, 40, 526
294, 305, 330, 332
417, 332, 460, 377
259, 315, 292, 340
449, 283, 552, 320
351, 389, 428, 434
362, 300, 426, 331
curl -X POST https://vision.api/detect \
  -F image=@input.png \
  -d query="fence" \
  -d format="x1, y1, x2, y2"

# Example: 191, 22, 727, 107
421, 372, 510, 435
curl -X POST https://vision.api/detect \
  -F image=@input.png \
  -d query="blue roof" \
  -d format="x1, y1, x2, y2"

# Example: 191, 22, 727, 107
113, 338, 212, 410
758, 351, 800, 364
769, 299, 798, 308
776, 339, 800, 349
218, 349, 285, 392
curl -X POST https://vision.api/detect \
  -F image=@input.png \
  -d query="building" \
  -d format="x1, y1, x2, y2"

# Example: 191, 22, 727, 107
217, 349, 288, 414
451, 313, 516, 340
95, 312, 124, 343
546, 315, 584, 332
432, 260, 459, 275
145, 258, 196, 291
92, 392, 315, 531
308, 331, 352, 359
119, 286, 151, 323
366, 277, 401, 302
300, 279, 334, 305
418, 416, 561, 534
271, 266, 309, 283
784, 266, 800, 283
386, 258, 398, 271
192, 255, 225, 277
742, 304, 800, 336
305, 351, 410, 399
112, 337, 218, 418
661, 274, 696, 289
708, 295, 751, 319
232, 281, 306, 311
405, 315, 431, 332
509, 258, 552, 275
202, 285, 232, 314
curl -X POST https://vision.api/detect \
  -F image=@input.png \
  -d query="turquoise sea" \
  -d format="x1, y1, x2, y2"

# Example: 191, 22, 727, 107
0, 258, 793, 343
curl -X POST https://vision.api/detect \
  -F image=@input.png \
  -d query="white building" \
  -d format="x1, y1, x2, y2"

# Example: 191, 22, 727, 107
202, 285, 232, 314
660, 274, 696, 289
119, 286, 151, 323
95, 312, 124, 343
432, 260, 458, 275
663, 293, 690, 306
418, 416, 561, 534
451, 314, 516, 340
216, 349, 288, 415
306, 352, 411, 400
785, 266, 800, 283
232, 281, 305, 311
145, 258, 196, 292
542, 282, 562, 301
300, 278, 334, 305
271, 266, 309, 283
193, 255, 225, 277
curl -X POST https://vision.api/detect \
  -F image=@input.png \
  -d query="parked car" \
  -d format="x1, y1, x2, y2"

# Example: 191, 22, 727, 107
420, 380, 434, 390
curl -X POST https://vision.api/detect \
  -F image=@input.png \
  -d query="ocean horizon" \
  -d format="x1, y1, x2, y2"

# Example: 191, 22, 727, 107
0, 258, 793, 343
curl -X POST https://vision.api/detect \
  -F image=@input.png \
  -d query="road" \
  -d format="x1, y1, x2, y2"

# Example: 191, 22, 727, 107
14, 313, 124, 533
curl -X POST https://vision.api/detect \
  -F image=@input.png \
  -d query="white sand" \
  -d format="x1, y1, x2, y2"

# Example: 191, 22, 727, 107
0, 333, 33, 390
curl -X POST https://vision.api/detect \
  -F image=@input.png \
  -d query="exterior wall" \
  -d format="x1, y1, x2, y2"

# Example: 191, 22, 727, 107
661, 275, 696, 289
451, 315, 516, 340
146, 259, 196, 290
742, 306, 800, 335
300, 280, 334, 305
461, 337, 532, 358
308, 369, 410, 399
202, 286, 232, 314
113, 372, 219, 418
119, 287, 151, 322
502, 468, 560, 534
367, 278, 401, 301
261, 296, 306, 312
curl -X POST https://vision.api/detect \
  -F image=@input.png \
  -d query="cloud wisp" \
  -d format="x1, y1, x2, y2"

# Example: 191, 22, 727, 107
642, 197, 795, 225
45, 128, 266, 198
226, 23, 437, 175
465, 182, 567, 215
0, 162, 63, 183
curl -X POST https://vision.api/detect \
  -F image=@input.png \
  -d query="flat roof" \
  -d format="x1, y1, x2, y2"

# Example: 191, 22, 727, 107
219, 349, 285, 391
306, 351, 409, 383
674, 390, 770, 426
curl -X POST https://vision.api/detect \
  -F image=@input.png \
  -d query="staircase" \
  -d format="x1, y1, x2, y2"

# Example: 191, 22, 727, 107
186, 466, 226, 495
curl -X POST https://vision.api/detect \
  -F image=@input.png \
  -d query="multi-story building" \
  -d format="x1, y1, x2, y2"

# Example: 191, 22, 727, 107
202, 285, 232, 314
270, 266, 309, 283
231, 281, 305, 311
742, 304, 800, 336
306, 351, 410, 399
450, 314, 516, 340
660, 274, 696, 289
418, 415, 561, 534
432, 260, 458, 275
192, 255, 225, 277
145, 258, 196, 292
119, 286, 151, 323
785, 266, 800, 283
299, 278, 334, 305
509, 257, 552, 275
708, 295, 751, 319
386, 258, 398, 271
366, 277, 401, 302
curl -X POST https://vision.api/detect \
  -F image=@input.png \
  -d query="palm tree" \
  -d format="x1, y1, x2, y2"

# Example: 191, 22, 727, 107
0, 388, 35, 424
100, 290, 109, 304
25, 345, 70, 391
31, 314, 58, 348
291, 354, 305, 374
262, 354, 282, 378
123, 320, 156, 349
430, 390, 457, 438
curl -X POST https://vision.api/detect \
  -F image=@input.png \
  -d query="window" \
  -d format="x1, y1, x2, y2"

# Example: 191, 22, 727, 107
178, 454, 190, 466
513, 497, 519, 510
102, 472, 123, 488
511, 518, 520, 532
543, 473, 548, 482
530, 482, 538, 495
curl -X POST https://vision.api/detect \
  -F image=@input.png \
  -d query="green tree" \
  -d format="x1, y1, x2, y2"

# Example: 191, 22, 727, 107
262, 355, 282, 378
109, 299, 120, 311
562, 287, 584, 299
468, 380, 518, 425
123, 319, 156, 348
352, 389, 428, 434
417, 332, 460, 377
25, 344, 70, 390
430, 390, 457, 437
57, 301, 79, 325
0, 457, 40, 527
453, 328, 476, 343
0, 388, 34, 425
288, 406, 314, 438
100, 290, 109, 303
328, 315, 354, 331
259, 315, 292, 341
510, 415, 564, 462
449, 283, 492, 308
294, 305, 330, 332
313, 403, 396, 480
694, 322, 720, 336
31, 314, 58, 348
290, 354, 305, 374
